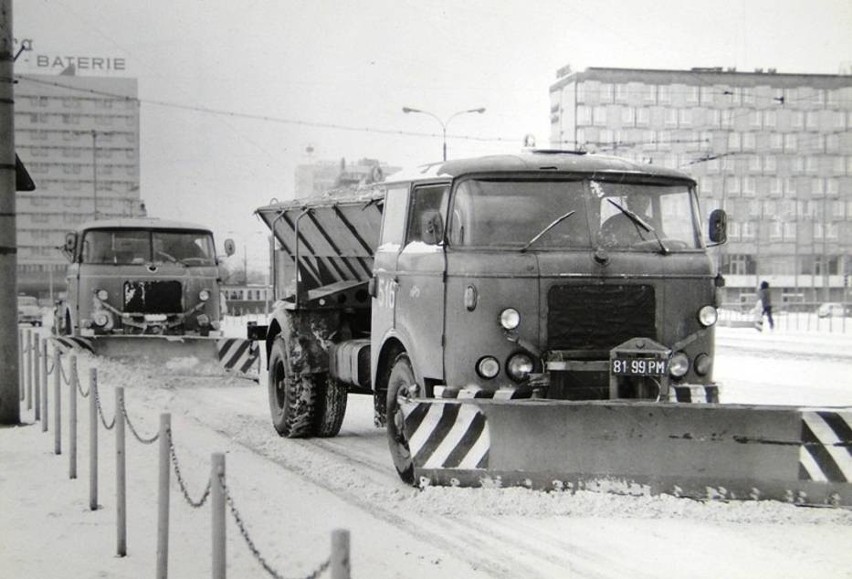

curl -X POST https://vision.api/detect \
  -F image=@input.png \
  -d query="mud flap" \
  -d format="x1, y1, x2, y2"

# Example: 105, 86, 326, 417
53, 335, 260, 379
400, 398, 852, 507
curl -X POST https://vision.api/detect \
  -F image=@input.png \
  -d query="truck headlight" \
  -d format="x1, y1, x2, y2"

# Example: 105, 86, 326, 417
197, 314, 210, 327
96, 289, 109, 301
506, 353, 534, 382
476, 356, 500, 379
199, 289, 210, 301
698, 305, 717, 327
694, 353, 712, 376
499, 308, 520, 330
669, 352, 689, 378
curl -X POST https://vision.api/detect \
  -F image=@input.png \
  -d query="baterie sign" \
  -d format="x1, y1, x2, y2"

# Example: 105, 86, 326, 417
36, 55, 126, 72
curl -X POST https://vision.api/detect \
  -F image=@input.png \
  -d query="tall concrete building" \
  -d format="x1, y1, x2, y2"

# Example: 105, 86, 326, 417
14, 72, 144, 299
549, 66, 852, 307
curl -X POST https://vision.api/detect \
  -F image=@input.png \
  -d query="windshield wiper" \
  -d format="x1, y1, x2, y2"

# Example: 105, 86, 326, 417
520, 210, 576, 252
605, 199, 669, 255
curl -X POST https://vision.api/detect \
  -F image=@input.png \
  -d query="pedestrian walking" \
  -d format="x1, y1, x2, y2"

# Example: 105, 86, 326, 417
758, 281, 774, 331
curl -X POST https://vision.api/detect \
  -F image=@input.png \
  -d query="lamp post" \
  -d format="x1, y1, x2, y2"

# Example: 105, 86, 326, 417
402, 106, 486, 161
85, 129, 113, 220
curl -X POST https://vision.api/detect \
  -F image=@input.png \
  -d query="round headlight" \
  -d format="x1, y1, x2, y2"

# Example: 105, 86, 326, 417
499, 308, 520, 330
698, 305, 718, 327
476, 356, 500, 379
669, 352, 690, 378
96, 289, 109, 301
199, 289, 211, 301
694, 353, 712, 376
507, 353, 534, 382
93, 311, 110, 327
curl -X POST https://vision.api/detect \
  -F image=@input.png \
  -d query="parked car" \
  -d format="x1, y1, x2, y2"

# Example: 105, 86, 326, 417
17, 295, 42, 326
817, 302, 850, 318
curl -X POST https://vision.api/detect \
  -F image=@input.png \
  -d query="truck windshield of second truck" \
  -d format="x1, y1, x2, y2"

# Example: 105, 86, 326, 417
449, 178, 702, 251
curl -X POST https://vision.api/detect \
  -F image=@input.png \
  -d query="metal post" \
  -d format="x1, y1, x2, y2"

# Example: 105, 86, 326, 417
69, 356, 78, 478
156, 414, 171, 579
0, 0, 22, 426
53, 347, 61, 454
89, 367, 98, 510
211, 452, 226, 579
26, 329, 33, 409
19, 327, 24, 401
40, 338, 48, 432
33, 332, 40, 419
331, 529, 351, 579
116, 387, 126, 557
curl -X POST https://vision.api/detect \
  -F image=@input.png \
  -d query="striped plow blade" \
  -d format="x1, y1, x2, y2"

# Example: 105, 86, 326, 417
217, 338, 260, 374
799, 410, 852, 484
50, 336, 94, 354
402, 401, 490, 471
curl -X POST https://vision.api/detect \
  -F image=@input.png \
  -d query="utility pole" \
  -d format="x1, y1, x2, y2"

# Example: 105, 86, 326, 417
0, 0, 20, 424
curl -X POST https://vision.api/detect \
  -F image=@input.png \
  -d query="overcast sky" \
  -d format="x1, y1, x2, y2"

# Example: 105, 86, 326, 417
13, 0, 852, 265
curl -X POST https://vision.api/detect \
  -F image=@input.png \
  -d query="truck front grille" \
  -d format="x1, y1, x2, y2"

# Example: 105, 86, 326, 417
123, 281, 182, 314
547, 284, 656, 351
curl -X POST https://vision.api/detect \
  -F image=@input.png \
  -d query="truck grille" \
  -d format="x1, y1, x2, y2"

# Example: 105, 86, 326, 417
124, 281, 182, 314
547, 284, 656, 351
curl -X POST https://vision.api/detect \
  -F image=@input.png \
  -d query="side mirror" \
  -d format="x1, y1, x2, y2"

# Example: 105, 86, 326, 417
224, 238, 236, 257
420, 210, 444, 246
708, 209, 727, 244
62, 232, 77, 262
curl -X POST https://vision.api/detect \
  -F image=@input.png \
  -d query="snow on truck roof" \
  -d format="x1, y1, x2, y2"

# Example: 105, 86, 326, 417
74, 217, 214, 233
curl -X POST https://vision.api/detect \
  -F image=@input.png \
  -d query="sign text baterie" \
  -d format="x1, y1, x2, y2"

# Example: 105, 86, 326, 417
36, 55, 126, 71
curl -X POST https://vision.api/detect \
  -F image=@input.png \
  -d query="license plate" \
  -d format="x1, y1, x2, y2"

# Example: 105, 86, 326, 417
611, 356, 667, 376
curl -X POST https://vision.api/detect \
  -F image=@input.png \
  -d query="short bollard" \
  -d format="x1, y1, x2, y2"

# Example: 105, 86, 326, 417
331, 529, 351, 579
27, 330, 33, 411
157, 414, 171, 579
116, 388, 127, 557
89, 367, 98, 511
212, 453, 226, 579
33, 333, 41, 420
69, 356, 78, 479
19, 327, 25, 401
53, 348, 62, 454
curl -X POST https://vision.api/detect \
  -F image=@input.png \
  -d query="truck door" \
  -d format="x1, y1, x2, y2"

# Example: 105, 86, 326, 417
372, 185, 408, 350
394, 184, 449, 384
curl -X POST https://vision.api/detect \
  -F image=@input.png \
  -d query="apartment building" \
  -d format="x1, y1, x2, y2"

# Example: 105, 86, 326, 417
14, 72, 144, 298
549, 66, 852, 306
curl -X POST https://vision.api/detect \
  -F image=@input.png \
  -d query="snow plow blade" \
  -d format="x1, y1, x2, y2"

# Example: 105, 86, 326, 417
401, 398, 852, 507
52, 335, 260, 378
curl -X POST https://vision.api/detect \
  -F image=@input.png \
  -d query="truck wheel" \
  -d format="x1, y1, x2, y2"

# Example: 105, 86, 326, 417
386, 353, 417, 485
267, 338, 316, 438
313, 376, 347, 437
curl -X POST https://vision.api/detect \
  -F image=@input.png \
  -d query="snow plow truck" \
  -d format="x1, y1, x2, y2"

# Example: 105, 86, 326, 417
54, 217, 259, 375
252, 150, 851, 507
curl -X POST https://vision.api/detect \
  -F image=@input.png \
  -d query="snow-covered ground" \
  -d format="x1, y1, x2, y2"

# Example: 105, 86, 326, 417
1, 321, 851, 578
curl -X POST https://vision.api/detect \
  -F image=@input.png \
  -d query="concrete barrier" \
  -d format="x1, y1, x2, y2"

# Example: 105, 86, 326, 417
402, 398, 852, 506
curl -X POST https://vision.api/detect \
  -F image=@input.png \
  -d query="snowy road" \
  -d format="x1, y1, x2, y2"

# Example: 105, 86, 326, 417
3, 324, 852, 578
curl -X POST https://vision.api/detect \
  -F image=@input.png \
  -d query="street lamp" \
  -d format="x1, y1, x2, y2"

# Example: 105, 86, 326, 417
402, 106, 486, 161
83, 129, 113, 220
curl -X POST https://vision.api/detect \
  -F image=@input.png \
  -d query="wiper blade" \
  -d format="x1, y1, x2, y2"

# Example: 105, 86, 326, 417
605, 199, 669, 255
520, 210, 576, 252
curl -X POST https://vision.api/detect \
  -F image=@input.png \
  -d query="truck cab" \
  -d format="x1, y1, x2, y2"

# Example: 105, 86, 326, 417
371, 151, 726, 405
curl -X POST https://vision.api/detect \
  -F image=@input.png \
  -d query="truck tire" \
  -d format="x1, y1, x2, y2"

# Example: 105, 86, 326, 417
313, 376, 347, 437
267, 338, 316, 438
385, 352, 417, 485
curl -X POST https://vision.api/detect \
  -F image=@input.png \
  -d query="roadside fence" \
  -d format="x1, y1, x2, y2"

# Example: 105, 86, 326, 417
16, 325, 351, 579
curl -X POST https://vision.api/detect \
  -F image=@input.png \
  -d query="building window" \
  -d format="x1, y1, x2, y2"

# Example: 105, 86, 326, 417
764, 155, 776, 173
749, 111, 761, 127
600, 83, 613, 103
658, 85, 671, 104
763, 110, 776, 128
727, 132, 741, 151
791, 111, 804, 129
784, 134, 797, 151
770, 134, 783, 151
686, 86, 699, 104
742, 177, 756, 197
700, 86, 714, 105
664, 109, 677, 127
769, 221, 783, 241
678, 109, 692, 126
645, 84, 656, 102
621, 106, 635, 126
614, 84, 628, 102
806, 111, 819, 130
707, 109, 720, 127
636, 108, 650, 126
784, 222, 797, 241
741, 222, 756, 240
770, 178, 782, 196
726, 177, 740, 194
742, 89, 755, 105
577, 105, 591, 125
592, 106, 607, 126
743, 133, 756, 151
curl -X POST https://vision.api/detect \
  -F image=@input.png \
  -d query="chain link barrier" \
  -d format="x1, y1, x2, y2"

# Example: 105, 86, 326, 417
217, 473, 330, 579
168, 429, 212, 508
94, 384, 116, 430
119, 396, 160, 445
19, 333, 341, 579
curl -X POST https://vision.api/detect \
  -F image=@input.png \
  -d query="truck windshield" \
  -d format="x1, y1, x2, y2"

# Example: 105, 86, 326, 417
449, 178, 701, 252
82, 229, 216, 265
